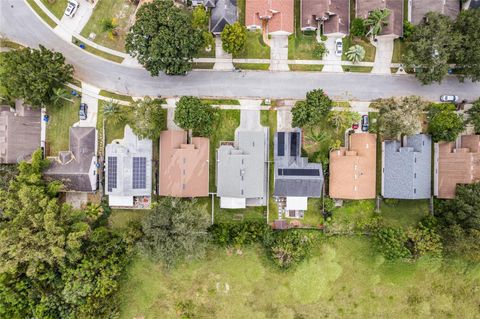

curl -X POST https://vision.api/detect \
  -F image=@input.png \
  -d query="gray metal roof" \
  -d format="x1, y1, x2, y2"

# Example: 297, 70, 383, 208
382, 134, 432, 199
273, 129, 323, 197
105, 125, 152, 197
216, 127, 268, 200
210, 0, 238, 34
44, 127, 97, 192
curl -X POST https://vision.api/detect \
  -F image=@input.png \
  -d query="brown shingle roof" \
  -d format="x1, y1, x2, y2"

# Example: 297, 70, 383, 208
411, 0, 459, 25
329, 133, 377, 199
436, 135, 480, 199
356, 0, 403, 37
301, 0, 350, 35
246, 0, 294, 34
159, 130, 209, 197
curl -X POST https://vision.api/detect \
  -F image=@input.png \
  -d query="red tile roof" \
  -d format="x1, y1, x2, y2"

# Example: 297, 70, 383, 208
246, 0, 294, 34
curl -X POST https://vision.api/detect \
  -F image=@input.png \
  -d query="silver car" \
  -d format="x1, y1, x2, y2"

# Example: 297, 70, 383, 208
335, 39, 343, 57
440, 95, 459, 103
64, 0, 79, 17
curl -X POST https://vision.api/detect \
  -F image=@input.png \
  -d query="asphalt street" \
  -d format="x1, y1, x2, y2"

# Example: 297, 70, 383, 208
1, 0, 479, 101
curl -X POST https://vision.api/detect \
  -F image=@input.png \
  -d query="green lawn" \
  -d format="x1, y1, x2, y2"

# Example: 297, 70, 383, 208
392, 39, 408, 63
289, 64, 324, 71
46, 97, 81, 156
99, 90, 134, 102
213, 197, 265, 223
237, 0, 246, 26
40, 0, 67, 19
342, 65, 373, 73
109, 208, 152, 230
288, 33, 322, 60
233, 31, 270, 59
233, 63, 270, 70
80, 0, 137, 52
117, 236, 480, 318
203, 99, 240, 105
194, 47, 215, 59
380, 200, 430, 229
303, 116, 345, 163
26, 0, 57, 28
342, 37, 376, 62
192, 62, 215, 69
72, 37, 125, 63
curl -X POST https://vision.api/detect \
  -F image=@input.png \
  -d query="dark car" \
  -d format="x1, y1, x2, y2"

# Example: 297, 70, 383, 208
361, 115, 369, 132
79, 103, 88, 120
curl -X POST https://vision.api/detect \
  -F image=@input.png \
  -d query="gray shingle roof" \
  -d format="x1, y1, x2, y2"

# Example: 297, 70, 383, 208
382, 134, 432, 199
273, 129, 323, 197
210, 0, 238, 34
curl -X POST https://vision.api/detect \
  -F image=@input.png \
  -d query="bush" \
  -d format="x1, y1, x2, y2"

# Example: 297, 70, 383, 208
373, 227, 411, 260
351, 18, 366, 37
313, 42, 328, 59
264, 230, 314, 269
209, 221, 272, 247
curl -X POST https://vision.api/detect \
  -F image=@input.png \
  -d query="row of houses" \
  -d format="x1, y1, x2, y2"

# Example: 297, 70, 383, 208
194, 0, 463, 38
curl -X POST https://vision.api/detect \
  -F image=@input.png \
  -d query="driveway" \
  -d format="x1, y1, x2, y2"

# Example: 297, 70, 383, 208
372, 36, 395, 74
322, 36, 343, 73
59, 0, 94, 34
74, 83, 99, 128
213, 36, 234, 71
239, 109, 261, 130
277, 107, 293, 131
269, 35, 289, 71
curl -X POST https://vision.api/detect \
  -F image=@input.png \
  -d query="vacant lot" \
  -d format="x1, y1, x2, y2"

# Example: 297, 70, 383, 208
117, 236, 480, 319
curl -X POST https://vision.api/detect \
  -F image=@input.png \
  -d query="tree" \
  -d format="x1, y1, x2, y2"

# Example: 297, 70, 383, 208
51, 87, 73, 107
125, 0, 203, 75
129, 97, 166, 140
174, 96, 218, 136
350, 18, 366, 37
466, 99, 480, 134
373, 227, 411, 260
454, 9, 480, 82
427, 103, 464, 142
405, 223, 443, 260
221, 22, 247, 55
372, 96, 427, 139
402, 20, 415, 40
138, 197, 210, 268
0, 45, 73, 107
192, 5, 209, 29
101, 18, 118, 39
364, 9, 391, 38
404, 12, 459, 84
328, 110, 361, 133
313, 42, 328, 59
291, 89, 333, 127
264, 230, 313, 269
103, 99, 127, 125
346, 45, 365, 63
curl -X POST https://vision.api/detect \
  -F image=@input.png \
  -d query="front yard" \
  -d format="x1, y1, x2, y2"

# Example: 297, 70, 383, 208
80, 0, 137, 52
46, 96, 81, 156
288, 33, 322, 60
392, 39, 408, 63
40, 0, 68, 19
342, 37, 376, 62
233, 31, 270, 59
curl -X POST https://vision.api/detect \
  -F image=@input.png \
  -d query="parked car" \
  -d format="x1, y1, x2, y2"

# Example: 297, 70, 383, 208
79, 103, 88, 120
335, 39, 343, 57
64, 0, 79, 17
361, 115, 369, 132
440, 95, 459, 103
352, 123, 359, 130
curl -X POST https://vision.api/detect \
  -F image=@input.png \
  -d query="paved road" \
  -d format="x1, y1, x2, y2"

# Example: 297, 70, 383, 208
2, 0, 480, 101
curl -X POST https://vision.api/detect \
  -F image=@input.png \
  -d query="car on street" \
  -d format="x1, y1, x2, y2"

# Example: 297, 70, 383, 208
440, 95, 459, 103
79, 103, 88, 120
335, 39, 343, 57
361, 115, 369, 132
64, 0, 79, 17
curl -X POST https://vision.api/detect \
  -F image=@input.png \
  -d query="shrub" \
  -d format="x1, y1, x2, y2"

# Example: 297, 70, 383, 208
373, 227, 411, 260
264, 230, 314, 269
208, 221, 272, 247
351, 18, 366, 37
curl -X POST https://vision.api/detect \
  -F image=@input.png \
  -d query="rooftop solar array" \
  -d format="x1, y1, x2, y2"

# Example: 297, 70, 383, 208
290, 132, 299, 157
107, 156, 117, 192
278, 168, 320, 176
277, 132, 285, 156
132, 157, 147, 189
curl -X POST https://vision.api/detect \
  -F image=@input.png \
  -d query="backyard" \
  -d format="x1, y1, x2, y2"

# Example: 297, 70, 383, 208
80, 0, 137, 52
116, 236, 480, 318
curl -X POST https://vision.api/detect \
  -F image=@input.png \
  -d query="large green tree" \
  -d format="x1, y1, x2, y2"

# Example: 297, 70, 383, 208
454, 9, 480, 82
138, 197, 210, 268
0, 45, 73, 107
404, 12, 459, 84
221, 22, 247, 55
372, 96, 427, 139
126, 0, 203, 75
466, 99, 480, 134
174, 96, 218, 136
427, 103, 464, 142
129, 97, 166, 140
291, 89, 333, 127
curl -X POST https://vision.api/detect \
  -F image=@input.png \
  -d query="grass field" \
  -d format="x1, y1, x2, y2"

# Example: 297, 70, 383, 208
392, 39, 408, 63
288, 33, 322, 60
72, 37, 125, 63
40, 0, 67, 19
342, 37, 376, 62
117, 236, 480, 319
289, 64, 324, 71
80, 0, 137, 52
233, 31, 270, 59
46, 97, 80, 156
342, 65, 373, 73
192, 62, 215, 69
233, 63, 270, 70
26, 0, 57, 28
109, 208, 152, 230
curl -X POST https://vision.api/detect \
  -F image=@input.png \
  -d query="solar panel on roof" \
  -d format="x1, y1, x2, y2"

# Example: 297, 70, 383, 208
290, 132, 299, 157
278, 168, 320, 176
277, 132, 285, 156
132, 157, 146, 189
107, 157, 117, 192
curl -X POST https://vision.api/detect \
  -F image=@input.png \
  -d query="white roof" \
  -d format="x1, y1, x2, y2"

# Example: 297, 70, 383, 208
286, 196, 308, 210
109, 195, 134, 207
220, 197, 246, 209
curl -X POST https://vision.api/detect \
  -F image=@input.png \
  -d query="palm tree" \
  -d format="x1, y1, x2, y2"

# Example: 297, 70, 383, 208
365, 9, 391, 39
51, 87, 73, 106
346, 45, 366, 64
305, 128, 329, 151
103, 100, 125, 125
101, 18, 118, 39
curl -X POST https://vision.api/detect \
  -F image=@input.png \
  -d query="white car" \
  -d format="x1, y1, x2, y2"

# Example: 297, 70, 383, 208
440, 95, 459, 103
335, 39, 343, 57
64, 0, 79, 17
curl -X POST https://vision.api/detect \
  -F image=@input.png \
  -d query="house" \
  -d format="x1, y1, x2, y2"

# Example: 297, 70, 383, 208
301, 0, 350, 35
209, 0, 238, 34
159, 130, 209, 197
274, 129, 323, 218
434, 135, 480, 199
356, 0, 403, 37
382, 134, 431, 199
105, 125, 152, 208
466, 0, 480, 9
216, 123, 269, 209
0, 101, 41, 164
329, 133, 377, 200
245, 0, 294, 35
410, 0, 459, 25
44, 127, 97, 192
